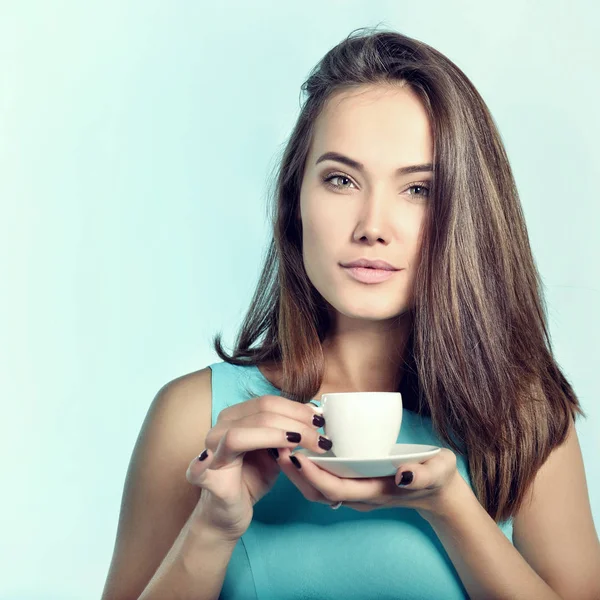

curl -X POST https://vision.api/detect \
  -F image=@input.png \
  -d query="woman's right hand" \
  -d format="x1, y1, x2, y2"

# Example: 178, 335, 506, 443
185, 394, 329, 543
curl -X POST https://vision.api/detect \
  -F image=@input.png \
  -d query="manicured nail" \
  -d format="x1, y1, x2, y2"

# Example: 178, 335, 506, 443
318, 435, 333, 451
198, 449, 208, 461
267, 448, 279, 461
397, 471, 413, 486
312, 414, 325, 427
286, 431, 301, 443
290, 455, 301, 469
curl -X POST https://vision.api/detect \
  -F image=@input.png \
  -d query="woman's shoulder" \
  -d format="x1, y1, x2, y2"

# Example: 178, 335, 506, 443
153, 367, 214, 430
163, 365, 214, 397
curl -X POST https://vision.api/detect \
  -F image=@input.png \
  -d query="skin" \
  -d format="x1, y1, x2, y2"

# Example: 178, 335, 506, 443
297, 82, 432, 394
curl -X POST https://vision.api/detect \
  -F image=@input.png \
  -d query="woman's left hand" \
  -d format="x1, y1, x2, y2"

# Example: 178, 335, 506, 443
276, 446, 461, 518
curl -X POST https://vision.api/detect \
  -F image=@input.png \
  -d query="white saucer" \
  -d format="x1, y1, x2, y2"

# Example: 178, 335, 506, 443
292, 444, 441, 478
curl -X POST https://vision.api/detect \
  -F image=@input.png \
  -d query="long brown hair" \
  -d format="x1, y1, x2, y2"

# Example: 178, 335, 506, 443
211, 25, 586, 523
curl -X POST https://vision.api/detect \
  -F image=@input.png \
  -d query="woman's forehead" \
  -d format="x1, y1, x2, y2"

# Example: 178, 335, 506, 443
310, 97, 433, 174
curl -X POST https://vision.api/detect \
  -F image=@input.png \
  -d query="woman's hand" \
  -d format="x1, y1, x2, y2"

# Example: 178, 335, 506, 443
274, 446, 462, 518
185, 395, 328, 542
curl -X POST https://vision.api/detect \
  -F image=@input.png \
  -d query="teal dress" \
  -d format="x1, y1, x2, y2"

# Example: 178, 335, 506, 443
208, 361, 514, 599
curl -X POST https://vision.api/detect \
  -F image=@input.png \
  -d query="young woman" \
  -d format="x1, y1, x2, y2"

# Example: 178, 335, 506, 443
101, 27, 600, 600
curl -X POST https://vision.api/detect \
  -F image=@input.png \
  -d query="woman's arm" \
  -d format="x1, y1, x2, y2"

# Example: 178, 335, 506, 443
100, 370, 239, 600
419, 417, 600, 600
137, 517, 238, 600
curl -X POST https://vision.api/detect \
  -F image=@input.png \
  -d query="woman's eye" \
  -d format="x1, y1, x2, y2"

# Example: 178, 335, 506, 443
323, 174, 355, 190
407, 184, 430, 198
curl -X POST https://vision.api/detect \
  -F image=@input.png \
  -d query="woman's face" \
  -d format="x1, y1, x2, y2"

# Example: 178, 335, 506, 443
299, 83, 433, 324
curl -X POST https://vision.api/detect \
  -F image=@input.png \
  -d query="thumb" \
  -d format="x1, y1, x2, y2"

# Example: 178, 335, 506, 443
186, 448, 214, 486
395, 465, 417, 488
395, 448, 456, 490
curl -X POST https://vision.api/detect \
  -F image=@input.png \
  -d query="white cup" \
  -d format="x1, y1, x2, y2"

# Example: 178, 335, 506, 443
320, 392, 403, 459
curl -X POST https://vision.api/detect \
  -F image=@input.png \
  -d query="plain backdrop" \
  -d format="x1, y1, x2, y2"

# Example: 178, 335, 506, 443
1, 1, 598, 598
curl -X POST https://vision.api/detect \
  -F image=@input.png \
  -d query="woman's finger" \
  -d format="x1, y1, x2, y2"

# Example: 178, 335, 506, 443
186, 448, 214, 486
394, 448, 456, 489
206, 413, 329, 464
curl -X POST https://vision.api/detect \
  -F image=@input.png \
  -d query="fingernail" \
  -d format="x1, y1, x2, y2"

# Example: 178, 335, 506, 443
290, 455, 301, 469
267, 448, 279, 461
198, 449, 208, 461
318, 435, 333, 451
286, 431, 301, 443
397, 471, 413, 486
312, 414, 325, 427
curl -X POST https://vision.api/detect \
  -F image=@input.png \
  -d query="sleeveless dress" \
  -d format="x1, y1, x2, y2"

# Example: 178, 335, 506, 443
208, 360, 514, 600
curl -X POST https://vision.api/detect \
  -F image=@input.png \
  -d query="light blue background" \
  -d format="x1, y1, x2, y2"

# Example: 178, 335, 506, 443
1, 2, 598, 598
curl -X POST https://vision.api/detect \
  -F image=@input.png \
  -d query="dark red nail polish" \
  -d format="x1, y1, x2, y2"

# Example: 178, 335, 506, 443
290, 455, 301, 469
318, 436, 333, 451
397, 471, 413, 486
286, 431, 301, 443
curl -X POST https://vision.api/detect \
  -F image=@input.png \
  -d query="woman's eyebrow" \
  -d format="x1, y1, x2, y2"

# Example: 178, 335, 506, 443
315, 151, 433, 176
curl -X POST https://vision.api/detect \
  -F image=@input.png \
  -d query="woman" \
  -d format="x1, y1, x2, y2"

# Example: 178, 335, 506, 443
102, 27, 600, 600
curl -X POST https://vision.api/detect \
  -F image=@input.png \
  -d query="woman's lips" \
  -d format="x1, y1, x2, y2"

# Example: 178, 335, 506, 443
341, 266, 401, 284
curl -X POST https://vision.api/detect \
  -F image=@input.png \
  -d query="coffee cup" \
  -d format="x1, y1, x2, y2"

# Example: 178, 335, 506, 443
319, 392, 403, 459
